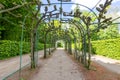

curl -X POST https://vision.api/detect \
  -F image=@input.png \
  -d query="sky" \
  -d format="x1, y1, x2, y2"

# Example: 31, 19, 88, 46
41, 0, 120, 20
41, 0, 120, 32
71, 0, 120, 10
41, 0, 120, 11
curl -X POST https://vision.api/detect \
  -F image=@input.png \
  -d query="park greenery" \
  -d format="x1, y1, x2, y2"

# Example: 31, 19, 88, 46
0, 0, 120, 70
92, 38, 120, 60
0, 40, 49, 60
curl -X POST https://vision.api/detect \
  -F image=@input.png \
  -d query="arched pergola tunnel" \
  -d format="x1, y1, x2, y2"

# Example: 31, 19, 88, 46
27, 0, 120, 70
9, 1, 120, 78
1, 0, 120, 80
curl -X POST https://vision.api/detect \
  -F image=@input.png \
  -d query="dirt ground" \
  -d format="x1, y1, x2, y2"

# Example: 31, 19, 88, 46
69, 53, 120, 80
30, 49, 84, 80
7, 49, 120, 80
0, 50, 44, 80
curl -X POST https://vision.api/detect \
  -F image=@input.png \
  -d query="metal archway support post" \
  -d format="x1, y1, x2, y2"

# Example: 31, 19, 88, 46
19, 13, 29, 79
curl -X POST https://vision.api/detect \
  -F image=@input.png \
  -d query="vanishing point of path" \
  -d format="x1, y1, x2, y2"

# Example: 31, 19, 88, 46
31, 48, 85, 80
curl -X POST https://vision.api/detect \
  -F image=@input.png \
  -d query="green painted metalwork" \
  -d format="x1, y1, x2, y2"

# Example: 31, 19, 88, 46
19, 13, 29, 79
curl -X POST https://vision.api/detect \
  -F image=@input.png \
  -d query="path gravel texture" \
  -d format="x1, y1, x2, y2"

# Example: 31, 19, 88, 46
0, 50, 44, 80
92, 55, 120, 74
31, 49, 85, 80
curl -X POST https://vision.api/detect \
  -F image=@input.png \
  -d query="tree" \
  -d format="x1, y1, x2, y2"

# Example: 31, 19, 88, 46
97, 24, 120, 40
0, 0, 31, 41
0, 0, 44, 68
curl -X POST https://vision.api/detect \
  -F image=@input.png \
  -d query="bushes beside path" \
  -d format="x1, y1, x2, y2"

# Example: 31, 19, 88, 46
92, 38, 120, 60
0, 40, 46, 60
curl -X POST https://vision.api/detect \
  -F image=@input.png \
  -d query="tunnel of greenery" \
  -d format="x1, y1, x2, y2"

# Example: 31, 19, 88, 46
0, 0, 120, 79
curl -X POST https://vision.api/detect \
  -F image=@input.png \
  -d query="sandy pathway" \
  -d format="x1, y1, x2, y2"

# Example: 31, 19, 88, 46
0, 50, 44, 80
31, 49, 84, 80
92, 55, 120, 74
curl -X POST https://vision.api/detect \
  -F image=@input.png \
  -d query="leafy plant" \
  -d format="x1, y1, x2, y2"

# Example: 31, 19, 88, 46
0, 40, 46, 60
91, 38, 120, 60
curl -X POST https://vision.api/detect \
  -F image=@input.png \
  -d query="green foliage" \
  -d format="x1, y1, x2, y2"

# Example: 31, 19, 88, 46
0, 40, 45, 60
0, 0, 32, 41
57, 42, 63, 47
92, 38, 120, 60
72, 43, 75, 49
98, 25, 120, 39
36, 43, 44, 51
0, 40, 18, 59
0, 31, 1, 39
91, 25, 120, 40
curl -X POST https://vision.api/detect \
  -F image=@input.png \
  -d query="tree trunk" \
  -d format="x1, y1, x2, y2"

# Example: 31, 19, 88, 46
49, 33, 51, 55
68, 41, 72, 55
74, 38, 77, 59
81, 37, 84, 63
31, 31, 37, 68
49, 43, 51, 55
87, 26, 91, 69
44, 34, 47, 58
65, 42, 67, 50
83, 35, 87, 66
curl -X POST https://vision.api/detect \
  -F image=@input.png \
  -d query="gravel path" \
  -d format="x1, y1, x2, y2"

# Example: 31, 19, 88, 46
92, 55, 120, 74
0, 50, 44, 80
31, 49, 85, 80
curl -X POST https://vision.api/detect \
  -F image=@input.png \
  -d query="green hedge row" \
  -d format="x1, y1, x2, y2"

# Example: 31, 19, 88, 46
0, 40, 46, 60
92, 38, 120, 60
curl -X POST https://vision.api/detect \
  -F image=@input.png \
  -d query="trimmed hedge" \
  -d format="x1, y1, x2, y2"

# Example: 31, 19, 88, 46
92, 38, 120, 60
0, 40, 46, 60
